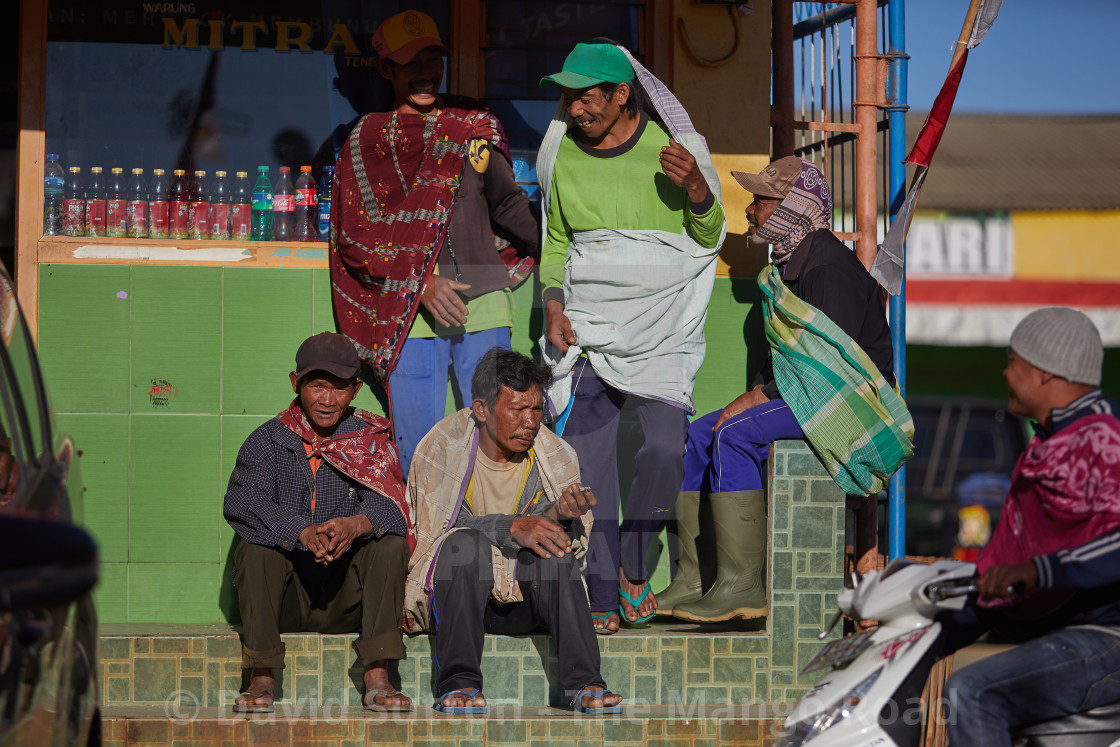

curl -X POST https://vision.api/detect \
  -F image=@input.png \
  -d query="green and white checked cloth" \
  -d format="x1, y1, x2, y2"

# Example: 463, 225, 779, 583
759, 265, 914, 496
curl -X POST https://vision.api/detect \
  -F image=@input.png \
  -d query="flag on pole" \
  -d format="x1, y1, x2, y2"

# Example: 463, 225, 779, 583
871, 0, 1003, 295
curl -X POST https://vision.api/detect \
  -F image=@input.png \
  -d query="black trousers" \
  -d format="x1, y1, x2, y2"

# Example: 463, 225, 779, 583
235, 534, 409, 670
430, 528, 605, 703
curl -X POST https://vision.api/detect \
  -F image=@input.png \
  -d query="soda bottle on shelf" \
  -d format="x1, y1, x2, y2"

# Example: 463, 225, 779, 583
148, 168, 170, 239
106, 167, 127, 237
210, 170, 232, 240
63, 166, 84, 237
126, 168, 148, 238
43, 153, 65, 236
250, 166, 273, 241
85, 166, 107, 237
187, 170, 210, 240
293, 165, 317, 242
272, 166, 295, 241
317, 165, 334, 242
230, 171, 251, 239
168, 169, 189, 240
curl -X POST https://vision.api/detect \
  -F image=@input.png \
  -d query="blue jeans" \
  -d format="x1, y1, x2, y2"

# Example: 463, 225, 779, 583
682, 400, 804, 493
946, 627, 1120, 747
388, 327, 511, 475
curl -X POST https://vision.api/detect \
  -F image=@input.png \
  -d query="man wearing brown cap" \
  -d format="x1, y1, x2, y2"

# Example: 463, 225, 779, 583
224, 332, 414, 713
665, 157, 901, 623
330, 10, 539, 477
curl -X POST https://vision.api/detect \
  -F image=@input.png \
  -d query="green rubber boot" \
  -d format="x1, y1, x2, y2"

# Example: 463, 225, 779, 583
655, 491, 703, 616
673, 490, 767, 623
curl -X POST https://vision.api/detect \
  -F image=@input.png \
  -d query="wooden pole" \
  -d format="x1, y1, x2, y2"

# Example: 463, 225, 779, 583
949, 0, 984, 72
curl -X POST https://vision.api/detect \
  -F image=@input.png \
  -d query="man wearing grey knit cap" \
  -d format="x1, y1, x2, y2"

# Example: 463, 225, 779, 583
945, 306, 1120, 746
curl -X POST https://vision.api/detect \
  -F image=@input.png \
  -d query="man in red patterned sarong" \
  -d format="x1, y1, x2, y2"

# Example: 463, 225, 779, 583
330, 11, 539, 475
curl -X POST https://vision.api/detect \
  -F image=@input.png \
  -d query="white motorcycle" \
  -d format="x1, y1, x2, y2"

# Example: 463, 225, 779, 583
776, 558, 1120, 747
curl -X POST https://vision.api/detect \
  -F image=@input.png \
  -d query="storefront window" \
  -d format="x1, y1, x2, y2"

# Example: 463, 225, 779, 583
44, 1, 450, 221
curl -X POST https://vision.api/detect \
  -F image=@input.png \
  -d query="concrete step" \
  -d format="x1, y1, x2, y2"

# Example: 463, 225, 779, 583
100, 703, 791, 747
97, 617, 824, 712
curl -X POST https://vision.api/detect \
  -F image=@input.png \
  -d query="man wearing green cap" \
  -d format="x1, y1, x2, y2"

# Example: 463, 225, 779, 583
537, 41, 726, 633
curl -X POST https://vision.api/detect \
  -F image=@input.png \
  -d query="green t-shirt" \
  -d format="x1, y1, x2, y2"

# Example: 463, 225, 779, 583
540, 117, 725, 293
407, 287, 514, 338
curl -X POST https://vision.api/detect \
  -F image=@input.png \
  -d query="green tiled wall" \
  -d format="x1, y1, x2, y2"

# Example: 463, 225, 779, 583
38, 264, 768, 624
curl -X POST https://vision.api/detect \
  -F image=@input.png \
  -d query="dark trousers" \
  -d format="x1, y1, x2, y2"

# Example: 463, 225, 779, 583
235, 534, 409, 670
430, 529, 604, 703
560, 359, 688, 612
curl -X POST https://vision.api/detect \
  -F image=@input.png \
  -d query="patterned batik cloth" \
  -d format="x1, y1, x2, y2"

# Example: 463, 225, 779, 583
756, 158, 832, 266
758, 265, 914, 496
329, 98, 532, 382
277, 399, 414, 550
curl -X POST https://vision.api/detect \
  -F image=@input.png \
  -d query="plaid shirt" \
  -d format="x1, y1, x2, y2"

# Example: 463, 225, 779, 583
224, 414, 408, 551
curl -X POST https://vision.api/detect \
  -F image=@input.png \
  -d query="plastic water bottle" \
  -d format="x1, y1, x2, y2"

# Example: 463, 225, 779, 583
168, 169, 189, 240
272, 166, 295, 241
85, 166, 107, 237
230, 171, 251, 239
64, 166, 84, 237
293, 165, 317, 242
317, 165, 334, 242
188, 169, 210, 240
106, 167, 127, 237
43, 153, 65, 236
148, 168, 169, 239
126, 168, 148, 238
210, 170, 231, 240
250, 166, 272, 241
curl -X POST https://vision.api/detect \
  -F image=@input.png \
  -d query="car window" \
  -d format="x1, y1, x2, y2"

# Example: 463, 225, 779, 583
0, 276, 48, 468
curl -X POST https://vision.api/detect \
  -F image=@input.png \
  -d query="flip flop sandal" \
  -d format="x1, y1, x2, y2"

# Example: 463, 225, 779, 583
619, 582, 656, 625
571, 686, 623, 715
433, 688, 487, 714
591, 611, 620, 636
364, 687, 414, 713
232, 689, 274, 713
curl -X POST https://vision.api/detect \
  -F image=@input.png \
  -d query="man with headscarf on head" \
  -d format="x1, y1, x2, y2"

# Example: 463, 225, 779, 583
663, 156, 908, 623
536, 40, 726, 633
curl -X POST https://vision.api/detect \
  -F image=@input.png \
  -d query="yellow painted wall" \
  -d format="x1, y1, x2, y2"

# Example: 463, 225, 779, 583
1013, 210, 1120, 281
671, 0, 772, 278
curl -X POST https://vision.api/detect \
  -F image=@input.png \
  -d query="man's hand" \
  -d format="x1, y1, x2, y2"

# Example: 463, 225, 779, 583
420, 275, 471, 328
660, 139, 710, 204
977, 561, 1038, 607
713, 386, 769, 432
545, 299, 576, 354
511, 516, 572, 559
316, 515, 373, 563
299, 523, 330, 561
546, 483, 597, 521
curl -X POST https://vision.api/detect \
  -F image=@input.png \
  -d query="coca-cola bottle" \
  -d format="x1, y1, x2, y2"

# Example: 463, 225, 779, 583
188, 170, 210, 240
106, 167, 127, 237
148, 168, 169, 239
63, 166, 85, 237
85, 166, 107, 237
293, 165, 317, 242
168, 169, 189, 240
126, 168, 148, 238
210, 170, 232, 240
230, 171, 251, 239
272, 166, 295, 241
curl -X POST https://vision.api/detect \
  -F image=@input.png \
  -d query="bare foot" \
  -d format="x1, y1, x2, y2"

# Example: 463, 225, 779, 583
592, 610, 620, 633
235, 669, 274, 710
580, 685, 623, 710
440, 689, 487, 709
363, 660, 411, 710
619, 568, 657, 621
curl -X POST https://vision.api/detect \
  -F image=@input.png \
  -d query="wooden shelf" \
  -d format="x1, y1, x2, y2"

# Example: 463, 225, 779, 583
36, 236, 331, 268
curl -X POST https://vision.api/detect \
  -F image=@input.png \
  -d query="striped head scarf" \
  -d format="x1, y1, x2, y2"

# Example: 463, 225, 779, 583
756, 159, 832, 266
